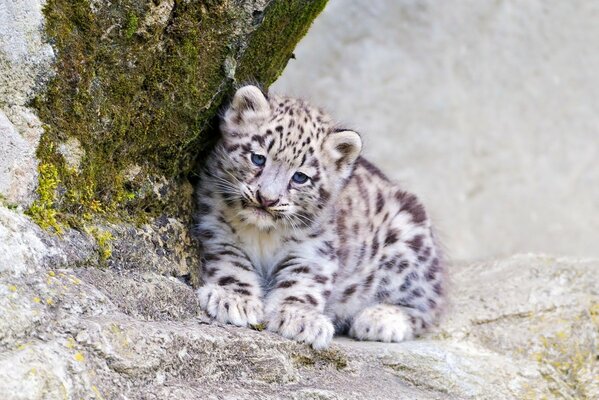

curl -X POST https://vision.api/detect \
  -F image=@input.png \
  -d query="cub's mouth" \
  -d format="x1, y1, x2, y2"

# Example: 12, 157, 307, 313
241, 200, 275, 217
249, 205, 272, 217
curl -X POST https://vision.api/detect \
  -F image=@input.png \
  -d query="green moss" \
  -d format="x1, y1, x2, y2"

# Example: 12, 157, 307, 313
315, 348, 348, 370
31, 0, 327, 228
293, 354, 316, 368
236, 0, 328, 84
26, 163, 63, 233
293, 349, 348, 371
0, 194, 18, 210
125, 12, 138, 39
250, 323, 266, 331
86, 226, 114, 261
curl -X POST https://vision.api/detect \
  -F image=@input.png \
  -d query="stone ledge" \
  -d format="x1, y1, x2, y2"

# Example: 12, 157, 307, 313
1, 209, 596, 399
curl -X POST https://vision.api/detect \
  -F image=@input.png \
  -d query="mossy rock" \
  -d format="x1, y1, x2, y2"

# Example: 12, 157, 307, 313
29, 0, 327, 229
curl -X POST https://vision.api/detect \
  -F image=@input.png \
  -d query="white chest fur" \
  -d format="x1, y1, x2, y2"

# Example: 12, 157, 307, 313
234, 224, 288, 279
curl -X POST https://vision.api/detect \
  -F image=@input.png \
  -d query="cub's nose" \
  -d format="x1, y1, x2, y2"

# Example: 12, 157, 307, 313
256, 190, 279, 208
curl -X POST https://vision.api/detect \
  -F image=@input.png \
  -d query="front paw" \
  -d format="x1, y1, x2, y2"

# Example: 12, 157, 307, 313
266, 304, 334, 350
197, 284, 264, 327
349, 304, 414, 342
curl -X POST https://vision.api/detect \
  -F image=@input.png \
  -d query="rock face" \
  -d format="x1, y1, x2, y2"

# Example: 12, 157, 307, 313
1, 209, 597, 399
273, 0, 599, 261
0, 0, 53, 207
0, 0, 327, 222
0, 1, 328, 392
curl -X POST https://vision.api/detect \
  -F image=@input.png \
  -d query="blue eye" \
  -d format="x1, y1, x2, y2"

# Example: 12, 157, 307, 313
292, 171, 309, 184
251, 153, 266, 166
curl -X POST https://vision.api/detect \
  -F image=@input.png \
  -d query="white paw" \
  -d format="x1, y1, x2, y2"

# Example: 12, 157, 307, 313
197, 284, 264, 327
266, 305, 334, 350
349, 304, 414, 342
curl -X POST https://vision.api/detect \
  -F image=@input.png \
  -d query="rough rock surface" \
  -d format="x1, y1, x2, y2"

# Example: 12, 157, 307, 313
0, 0, 53, 207
0, 0, 327, 221
273, 0, 599, 261
1, 207, 597, 399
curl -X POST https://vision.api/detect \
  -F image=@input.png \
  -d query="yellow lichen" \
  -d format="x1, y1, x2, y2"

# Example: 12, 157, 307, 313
533, 316, 597, 399
66, 337, 76, 349
26, 163, 63, 233
85, 226, 114, 261
91, 385, 106, 400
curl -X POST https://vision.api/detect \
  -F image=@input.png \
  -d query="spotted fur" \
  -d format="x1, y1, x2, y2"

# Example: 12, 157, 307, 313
195, 85, 445, 349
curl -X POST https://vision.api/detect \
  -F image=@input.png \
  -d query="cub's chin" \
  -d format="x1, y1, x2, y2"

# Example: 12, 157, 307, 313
241, 205, 278, 230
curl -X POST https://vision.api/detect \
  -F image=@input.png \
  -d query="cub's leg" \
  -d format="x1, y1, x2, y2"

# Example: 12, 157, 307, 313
347, 196, 444, 342
265, 251, 336, 349
196, 221, 264, 327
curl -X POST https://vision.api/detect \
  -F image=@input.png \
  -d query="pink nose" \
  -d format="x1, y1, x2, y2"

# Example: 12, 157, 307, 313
256, 191, 279, 207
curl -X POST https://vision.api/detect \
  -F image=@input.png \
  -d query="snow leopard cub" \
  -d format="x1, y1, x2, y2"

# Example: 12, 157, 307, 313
196, 85, 444, 349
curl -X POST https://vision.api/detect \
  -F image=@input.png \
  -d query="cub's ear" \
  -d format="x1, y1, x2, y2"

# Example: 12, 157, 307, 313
230, 85, 270, 116
324, 129, 362, 170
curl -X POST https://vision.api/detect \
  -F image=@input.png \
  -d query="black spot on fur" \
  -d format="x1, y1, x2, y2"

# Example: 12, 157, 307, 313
358, 157, 387, 179
218, 276, 239, 286
305, 294, 318, 306
277, 280, 297, 289
341, 284, 358, 302
203, 253, 220, 262
319, 187, 330, 203
224, 143, 240, 152
292, 266, 311, 274
428, 298, 437, 309
396, 191, 427, 224
231, 261, 251, 271
407, 235, 424, 253
284, 296, 305, 304
375, 190, 385, 214
197, 202, 211, 216
251, 134, 265, 146
204, 267, 217, 278
384, 230, 399, 246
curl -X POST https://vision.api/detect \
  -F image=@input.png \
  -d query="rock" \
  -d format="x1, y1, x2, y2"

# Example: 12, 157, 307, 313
0, 108, 43, 208
0, 0, 328, 219
1, 242, 596, 399
0, 0, 55, 107
273, 0, 599, 261
0, 0, 54, 207
0, 0, 328, 323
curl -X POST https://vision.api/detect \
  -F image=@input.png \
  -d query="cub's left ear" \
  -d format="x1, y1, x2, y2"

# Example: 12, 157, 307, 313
324, 129, 362, 170
230, 85, 270, 116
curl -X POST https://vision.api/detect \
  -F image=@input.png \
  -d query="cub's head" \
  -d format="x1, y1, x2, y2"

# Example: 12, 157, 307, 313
210, 85, 362, 231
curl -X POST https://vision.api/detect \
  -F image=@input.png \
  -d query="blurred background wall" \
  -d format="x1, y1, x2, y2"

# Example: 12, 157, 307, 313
273, 0, 599, 262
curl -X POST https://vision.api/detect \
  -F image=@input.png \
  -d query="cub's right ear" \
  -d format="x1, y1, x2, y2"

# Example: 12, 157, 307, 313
224, 85, 270, 128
